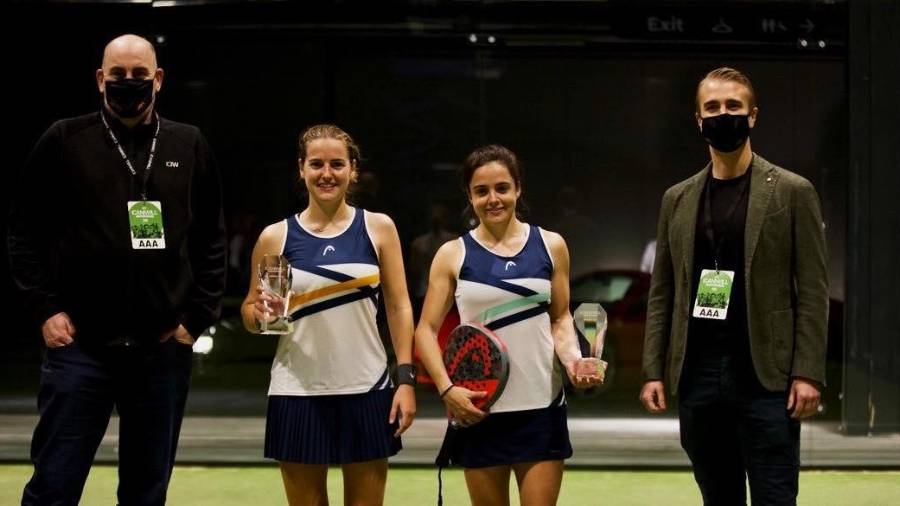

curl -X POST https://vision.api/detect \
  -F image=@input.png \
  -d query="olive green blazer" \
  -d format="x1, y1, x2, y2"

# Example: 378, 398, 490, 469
642, 154, 828, 393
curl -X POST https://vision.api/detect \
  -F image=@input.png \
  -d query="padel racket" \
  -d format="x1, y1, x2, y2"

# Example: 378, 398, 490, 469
435, 324, 509, 505
442, 323, 510, 411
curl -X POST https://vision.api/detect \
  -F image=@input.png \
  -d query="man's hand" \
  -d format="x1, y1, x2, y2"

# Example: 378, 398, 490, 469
160, 324, 195, 346
42, 312, 75, 348
640, 380, 668, 414
787, 377, 821, 419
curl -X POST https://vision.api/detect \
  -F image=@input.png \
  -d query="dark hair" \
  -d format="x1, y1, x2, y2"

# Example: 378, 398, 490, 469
297, 124, 361, 165
695, 67, 757, 112
460, 144, 523, 195
459, 144, 527, 221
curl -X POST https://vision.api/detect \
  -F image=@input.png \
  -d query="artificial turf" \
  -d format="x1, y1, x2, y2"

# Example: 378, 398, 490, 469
2, 465, 898, 505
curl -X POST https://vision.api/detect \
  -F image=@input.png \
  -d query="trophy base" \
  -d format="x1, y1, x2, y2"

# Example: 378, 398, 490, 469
258, 319, 293, 335
575, 358, 608, 380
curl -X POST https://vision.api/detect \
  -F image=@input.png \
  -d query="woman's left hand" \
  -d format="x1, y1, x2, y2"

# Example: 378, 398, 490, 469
565, 359, 605, 389
389, 384, 417, 437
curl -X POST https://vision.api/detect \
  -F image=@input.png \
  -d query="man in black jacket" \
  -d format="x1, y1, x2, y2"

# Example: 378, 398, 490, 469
9, 34, 226, 505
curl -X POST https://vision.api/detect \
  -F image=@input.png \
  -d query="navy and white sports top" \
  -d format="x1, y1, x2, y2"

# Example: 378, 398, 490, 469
455, 224, 563, 413
268, 208, 391, 396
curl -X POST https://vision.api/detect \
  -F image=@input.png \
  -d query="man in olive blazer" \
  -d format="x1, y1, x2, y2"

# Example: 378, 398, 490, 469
642, 155, 829, 393
640, 68, 828, 505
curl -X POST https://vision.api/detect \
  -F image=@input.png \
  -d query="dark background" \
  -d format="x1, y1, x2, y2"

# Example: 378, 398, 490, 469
2, 1, 896, 431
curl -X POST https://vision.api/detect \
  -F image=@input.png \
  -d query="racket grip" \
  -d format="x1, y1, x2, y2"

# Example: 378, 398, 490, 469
434, 422, 459, 468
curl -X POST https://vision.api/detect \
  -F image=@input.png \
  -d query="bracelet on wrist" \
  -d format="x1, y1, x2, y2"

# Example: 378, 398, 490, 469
439, 384, 455, 399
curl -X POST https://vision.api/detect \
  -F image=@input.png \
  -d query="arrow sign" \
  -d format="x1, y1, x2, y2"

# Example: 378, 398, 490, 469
800, 18, 815, 34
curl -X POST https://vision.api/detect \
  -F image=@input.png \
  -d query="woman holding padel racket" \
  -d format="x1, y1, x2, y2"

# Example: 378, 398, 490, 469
241, 124, 416, 506
415, 144, 603, 505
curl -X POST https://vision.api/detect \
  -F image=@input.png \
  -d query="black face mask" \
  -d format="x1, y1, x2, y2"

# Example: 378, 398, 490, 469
104, 78, 154, 118
700, 113, 751, 153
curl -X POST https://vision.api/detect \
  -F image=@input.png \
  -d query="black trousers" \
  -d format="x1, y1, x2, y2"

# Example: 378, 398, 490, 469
679, 354, 800, 506
22, 339, 192, 506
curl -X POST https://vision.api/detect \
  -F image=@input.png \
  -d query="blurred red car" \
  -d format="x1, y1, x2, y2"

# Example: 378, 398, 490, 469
568, 269, 652, 393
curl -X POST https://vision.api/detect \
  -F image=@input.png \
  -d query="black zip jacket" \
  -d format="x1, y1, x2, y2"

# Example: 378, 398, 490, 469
8, 110, 226, 344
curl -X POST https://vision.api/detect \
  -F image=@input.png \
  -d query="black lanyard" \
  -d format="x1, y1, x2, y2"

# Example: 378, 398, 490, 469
100, 109, 160, 201
703, 162, 752, 272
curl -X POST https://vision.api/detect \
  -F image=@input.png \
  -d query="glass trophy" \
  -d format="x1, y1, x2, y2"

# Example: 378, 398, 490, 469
573, 302, 608, 379
257, 254, 293, 335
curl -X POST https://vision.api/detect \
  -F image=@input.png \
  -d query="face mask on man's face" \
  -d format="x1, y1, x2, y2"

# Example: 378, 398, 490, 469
104, 78, 154, 118
700, 113, 751, 153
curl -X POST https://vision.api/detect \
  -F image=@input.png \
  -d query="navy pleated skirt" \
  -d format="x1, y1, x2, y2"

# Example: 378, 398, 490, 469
448, 398, 572, 468
265, 388, 402, 465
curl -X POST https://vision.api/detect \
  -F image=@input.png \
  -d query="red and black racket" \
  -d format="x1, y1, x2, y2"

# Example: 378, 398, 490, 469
442, 323, 510, 411
435, 323, 509, 503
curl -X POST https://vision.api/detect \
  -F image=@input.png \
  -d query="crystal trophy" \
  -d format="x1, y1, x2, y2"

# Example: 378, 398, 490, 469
257, 254, 293, 335
573, 302, 608, 379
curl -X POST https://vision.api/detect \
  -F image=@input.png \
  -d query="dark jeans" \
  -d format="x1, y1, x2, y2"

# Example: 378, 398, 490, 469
679, 355, 800, 506
22, 339, 192, 506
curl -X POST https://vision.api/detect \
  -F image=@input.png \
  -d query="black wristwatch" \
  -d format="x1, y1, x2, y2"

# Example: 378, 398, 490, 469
396, 363, 417, 387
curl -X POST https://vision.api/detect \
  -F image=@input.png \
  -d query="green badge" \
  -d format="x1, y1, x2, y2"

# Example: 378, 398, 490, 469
127, 200, 166, 249
692, 269, 734, 320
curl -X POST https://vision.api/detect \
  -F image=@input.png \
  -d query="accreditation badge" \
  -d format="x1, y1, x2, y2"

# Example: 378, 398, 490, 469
127, 200, 166, 249
692, 269, 734, 320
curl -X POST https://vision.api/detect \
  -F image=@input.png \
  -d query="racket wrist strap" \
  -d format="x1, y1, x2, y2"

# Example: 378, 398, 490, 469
439, 384, 455, 399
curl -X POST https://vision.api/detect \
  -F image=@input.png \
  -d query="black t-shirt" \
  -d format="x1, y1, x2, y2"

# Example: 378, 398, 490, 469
687, 164, 752, 360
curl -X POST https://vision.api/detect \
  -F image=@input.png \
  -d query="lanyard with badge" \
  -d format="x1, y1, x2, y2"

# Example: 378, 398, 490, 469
692, 165, 751, 320
101, 110, 166, 250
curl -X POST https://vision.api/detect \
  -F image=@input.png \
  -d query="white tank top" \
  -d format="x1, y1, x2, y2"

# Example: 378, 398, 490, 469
268, 208, 391, 396
454, 225, 563, 413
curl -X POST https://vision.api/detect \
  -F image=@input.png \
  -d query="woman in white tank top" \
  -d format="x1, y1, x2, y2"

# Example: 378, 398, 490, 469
240, 125, 416, 506
415, 145, 603, 505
